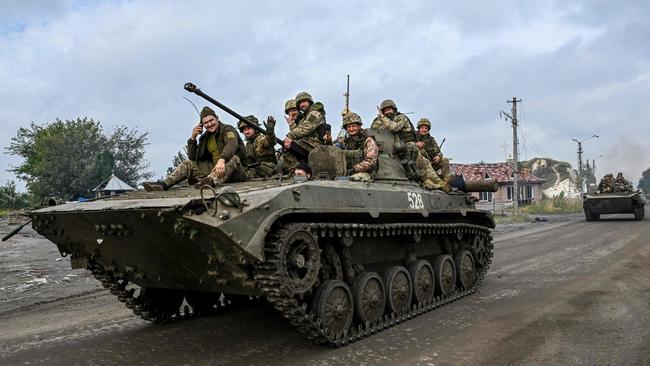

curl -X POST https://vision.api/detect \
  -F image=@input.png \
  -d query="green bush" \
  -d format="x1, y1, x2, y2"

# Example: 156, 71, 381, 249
520, 197, 583, 214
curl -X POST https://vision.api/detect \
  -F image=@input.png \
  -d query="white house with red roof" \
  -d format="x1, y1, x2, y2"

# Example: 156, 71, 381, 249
451, 162, 546, 204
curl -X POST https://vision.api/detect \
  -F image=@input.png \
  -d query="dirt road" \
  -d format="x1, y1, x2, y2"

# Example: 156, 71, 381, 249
1, 210, 648, 365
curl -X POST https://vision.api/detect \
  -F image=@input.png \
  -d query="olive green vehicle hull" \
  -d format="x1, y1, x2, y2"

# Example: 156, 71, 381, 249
582, 192, 646, 221
31, 180, 493, 296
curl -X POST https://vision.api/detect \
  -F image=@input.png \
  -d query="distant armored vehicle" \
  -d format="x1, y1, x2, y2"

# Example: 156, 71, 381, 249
583, 191, 646, 221
27, 125, 498, 345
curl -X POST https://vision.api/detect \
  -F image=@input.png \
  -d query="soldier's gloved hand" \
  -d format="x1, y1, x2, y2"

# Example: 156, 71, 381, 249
264, 116, 276, 131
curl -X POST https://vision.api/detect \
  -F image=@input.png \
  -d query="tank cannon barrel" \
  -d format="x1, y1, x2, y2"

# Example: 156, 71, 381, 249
184, 82, 309, 160
461, 179, 498, 192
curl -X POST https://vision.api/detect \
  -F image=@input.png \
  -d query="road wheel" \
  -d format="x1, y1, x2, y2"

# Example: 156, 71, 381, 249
584, 210, 594, 221
277, 224, 321, 295
383, 266, 413, 314
352, 272, 386, 324
634, 208, 645, 221
408, 260, 435, 304
433, 255, 456, 296
454, 250, 476, 290
314, 280, 353, 335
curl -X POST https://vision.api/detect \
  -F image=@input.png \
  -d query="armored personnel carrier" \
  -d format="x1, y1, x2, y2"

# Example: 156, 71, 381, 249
583, 191, 646, 221
27, 127, 497, 346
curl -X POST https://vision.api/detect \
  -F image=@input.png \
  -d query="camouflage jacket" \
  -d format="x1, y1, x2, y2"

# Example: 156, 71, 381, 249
245, 130, 277, 166
188, 123, 245, 163
416, 133, 442, 160
370, 113, 416, 143
287, 106, 325, 150
342, 129, 378, 173
597, 178, 614, 193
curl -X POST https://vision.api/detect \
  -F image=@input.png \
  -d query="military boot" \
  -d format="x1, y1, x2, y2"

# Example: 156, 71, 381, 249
143, 181, 167, 192
422, 178, 450, 192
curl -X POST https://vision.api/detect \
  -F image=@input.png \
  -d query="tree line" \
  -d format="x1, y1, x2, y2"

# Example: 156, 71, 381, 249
3, 117, 153, 208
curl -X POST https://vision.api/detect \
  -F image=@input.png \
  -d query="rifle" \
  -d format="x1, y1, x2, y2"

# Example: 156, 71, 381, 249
184, 82, 310, 161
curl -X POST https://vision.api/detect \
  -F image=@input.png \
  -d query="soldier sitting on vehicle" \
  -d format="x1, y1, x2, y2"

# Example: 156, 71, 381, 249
614, 172, 633, 192
238, 115, 278, 179
597, 173, 615, 193
340, 111, 378, 182
414, 118, 451, 183
282, 92, 325, 172
143, 106, 247, 191
371, 99, 447, 191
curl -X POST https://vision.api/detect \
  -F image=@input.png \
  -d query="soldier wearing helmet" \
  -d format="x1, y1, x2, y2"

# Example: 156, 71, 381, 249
371, 99, 417, 144
340, 111, 378, 182
614, 172, 633, 192
279, 91, 327, 171
415, 117, 451, 183
284, 99, 299, 128
237, 115, 278, 178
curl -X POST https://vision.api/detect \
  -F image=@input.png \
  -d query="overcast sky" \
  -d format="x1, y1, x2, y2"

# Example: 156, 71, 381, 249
1, 0, 649, 190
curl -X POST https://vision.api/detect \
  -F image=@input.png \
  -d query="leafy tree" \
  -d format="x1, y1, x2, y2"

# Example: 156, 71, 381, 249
166, 150, 188, 175
0, 181, 31, 210
6, 118, 153, 200
638, 167, 650, 195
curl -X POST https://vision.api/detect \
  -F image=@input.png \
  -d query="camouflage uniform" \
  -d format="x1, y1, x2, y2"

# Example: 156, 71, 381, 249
416, 118, 450, 182
597, 173, 614, 193
341, 112, 378, 182
280, 92, 325, 172
371, 100, 446, 190
238, 116, 278, 179
614, 172, 633, 192
165, 121, 247, 186
371, 100, 417, 144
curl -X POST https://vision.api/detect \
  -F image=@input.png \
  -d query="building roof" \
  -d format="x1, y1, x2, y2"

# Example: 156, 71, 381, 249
451, 162, 546, 184
93, 173, 136, 192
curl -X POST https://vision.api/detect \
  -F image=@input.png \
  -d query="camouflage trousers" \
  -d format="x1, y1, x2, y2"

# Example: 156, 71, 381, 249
164, 156, 246, 187
399, 143, 446, 191
245, 161, 278, 179
278, 151, 301, 174
431, 157, 451, 183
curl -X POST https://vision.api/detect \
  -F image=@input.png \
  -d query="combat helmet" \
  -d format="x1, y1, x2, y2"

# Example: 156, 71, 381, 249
238, 115, 259, 131
295, 91, 313, 105
342, 112, 363, 127
379, 99, 397, 112
284, 99, 297, 114
417, 118, 431, 129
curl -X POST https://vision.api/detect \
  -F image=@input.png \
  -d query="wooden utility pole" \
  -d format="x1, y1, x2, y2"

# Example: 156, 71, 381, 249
507, 97, 521, 214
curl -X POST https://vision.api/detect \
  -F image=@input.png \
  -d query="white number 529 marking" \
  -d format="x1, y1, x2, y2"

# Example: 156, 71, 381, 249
407, 192, 424, 210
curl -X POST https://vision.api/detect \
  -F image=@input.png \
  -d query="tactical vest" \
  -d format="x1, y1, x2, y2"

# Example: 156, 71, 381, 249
416, 133, 439, 158
343, 129, 370, 150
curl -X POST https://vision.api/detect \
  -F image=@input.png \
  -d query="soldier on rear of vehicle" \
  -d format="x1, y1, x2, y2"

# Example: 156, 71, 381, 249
340, 111, 378, 182
415, 118, 451, 183
371, 99, 416, 143
371, 99, 447, 191
143, 106, 247, 191
614, 172, 633, 192
238, 115, 278, 178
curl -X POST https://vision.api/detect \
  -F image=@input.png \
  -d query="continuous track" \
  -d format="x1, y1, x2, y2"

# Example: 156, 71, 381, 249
254, 222, 493, 347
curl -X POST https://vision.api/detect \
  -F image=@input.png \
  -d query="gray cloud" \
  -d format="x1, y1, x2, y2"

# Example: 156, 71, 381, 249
1, 0, 649, 189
